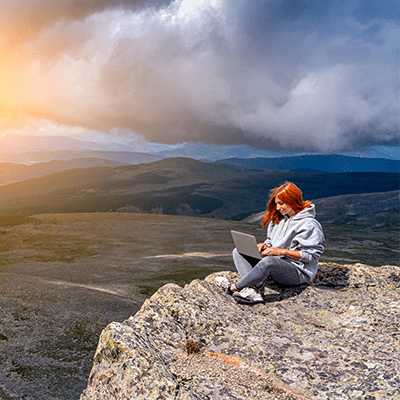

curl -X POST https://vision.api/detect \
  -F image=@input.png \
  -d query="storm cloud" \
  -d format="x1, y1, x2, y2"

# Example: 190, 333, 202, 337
0, 0, 398, 151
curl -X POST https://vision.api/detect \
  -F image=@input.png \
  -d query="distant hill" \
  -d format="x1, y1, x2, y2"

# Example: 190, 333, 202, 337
0, 150, 163, 165
0, 158, 125, 185
0, 158, 399, 220
2, 152, 398, 176
216, 154, 400, 173
243, 190, 400, 228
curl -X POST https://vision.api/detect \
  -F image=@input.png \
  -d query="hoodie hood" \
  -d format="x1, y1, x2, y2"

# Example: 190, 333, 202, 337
284, 203, 316, 222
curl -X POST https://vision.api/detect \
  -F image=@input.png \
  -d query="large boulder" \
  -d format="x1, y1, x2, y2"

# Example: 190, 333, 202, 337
80, 263, 400, 399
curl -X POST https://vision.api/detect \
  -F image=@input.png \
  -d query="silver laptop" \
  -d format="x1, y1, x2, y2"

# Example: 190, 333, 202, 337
230, 230, 262, 260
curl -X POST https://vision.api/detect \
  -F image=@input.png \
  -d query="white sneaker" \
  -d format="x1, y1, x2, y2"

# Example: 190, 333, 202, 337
233, 287, 263, 304
215, 276, 233, 294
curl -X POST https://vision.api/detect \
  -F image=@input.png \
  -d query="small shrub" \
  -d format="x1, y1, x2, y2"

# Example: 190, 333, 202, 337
185, 331, 201, 354
185, 338, 201, 354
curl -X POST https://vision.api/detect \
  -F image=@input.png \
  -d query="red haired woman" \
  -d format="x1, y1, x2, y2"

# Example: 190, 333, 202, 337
216, 182, 325, 304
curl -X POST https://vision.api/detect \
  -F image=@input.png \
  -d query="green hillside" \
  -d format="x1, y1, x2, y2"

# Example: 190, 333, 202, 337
0, 157, 398, 220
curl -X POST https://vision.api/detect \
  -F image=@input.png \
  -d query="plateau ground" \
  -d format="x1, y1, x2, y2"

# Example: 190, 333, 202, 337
0, 211, 398, 399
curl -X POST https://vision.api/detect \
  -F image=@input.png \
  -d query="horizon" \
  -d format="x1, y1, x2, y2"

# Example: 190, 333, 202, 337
0, 132, 399, 161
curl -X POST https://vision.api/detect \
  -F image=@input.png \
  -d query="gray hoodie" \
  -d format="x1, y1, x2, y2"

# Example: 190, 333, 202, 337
264, 204, 325, 280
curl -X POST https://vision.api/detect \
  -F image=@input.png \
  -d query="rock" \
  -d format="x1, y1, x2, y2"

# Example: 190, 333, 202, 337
80, 263, 400, 400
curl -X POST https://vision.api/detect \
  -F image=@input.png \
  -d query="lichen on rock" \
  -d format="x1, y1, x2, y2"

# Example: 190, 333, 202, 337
80, 263, 400, 399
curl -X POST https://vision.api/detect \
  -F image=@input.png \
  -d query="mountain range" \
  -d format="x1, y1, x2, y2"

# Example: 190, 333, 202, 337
1, 134, 399, 173
0, 133, 317, 161
0, 157, 398, 221
1, 152, 399, 186
216, 154, 400, 173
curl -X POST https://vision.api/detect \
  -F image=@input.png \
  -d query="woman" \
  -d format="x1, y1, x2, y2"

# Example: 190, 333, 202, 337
216, 182, 325, 304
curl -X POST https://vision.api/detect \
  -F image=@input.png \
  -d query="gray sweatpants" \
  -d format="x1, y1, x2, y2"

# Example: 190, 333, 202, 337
233, 248, 311, 291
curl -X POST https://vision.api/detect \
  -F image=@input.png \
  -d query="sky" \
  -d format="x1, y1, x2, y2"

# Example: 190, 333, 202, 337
0, 0, 398, 156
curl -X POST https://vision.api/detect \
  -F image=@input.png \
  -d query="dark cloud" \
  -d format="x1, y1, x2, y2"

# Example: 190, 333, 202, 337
0, 0, 398, 152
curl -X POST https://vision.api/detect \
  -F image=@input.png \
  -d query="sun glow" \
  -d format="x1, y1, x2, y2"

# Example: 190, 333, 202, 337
0, 47, 44, 135
0, 56, 19, 110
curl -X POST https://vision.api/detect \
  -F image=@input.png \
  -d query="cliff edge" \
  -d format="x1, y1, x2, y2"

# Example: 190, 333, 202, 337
80, 263, 399, 400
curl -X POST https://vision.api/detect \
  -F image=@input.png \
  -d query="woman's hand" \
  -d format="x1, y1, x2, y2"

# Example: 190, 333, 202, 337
258, 243, 281, 256
257, 243, 269, 255
263, 247, 284, 256
260, 246, 302, 260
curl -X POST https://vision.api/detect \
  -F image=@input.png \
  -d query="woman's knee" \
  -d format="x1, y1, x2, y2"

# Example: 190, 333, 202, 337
233, 248, 248, 263
269, 261, 302, 286
257, 256, 279, 274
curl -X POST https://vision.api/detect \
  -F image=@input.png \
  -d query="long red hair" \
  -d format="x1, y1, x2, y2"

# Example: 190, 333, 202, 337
261, 182, 312, 227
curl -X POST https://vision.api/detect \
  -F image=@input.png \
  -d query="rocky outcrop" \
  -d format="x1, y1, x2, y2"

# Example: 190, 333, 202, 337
80, 263, 400, 400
